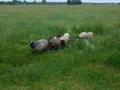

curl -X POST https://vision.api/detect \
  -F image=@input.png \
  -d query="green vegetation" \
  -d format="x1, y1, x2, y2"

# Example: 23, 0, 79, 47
67, 0, 82, 5
41, 0, 47, 4
0, 5, 120, 90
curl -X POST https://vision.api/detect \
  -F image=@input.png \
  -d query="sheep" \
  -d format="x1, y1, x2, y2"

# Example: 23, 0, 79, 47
48, 35, 65, 50
79, 32, 94, 39
48, 33, 70, 50
60, 33, 70, 44
30, 39, 48, 52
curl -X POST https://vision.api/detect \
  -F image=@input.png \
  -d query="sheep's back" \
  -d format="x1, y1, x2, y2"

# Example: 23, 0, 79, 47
87, 32, 94, 38
79, 32, 87, 38
35, 39, 48, 51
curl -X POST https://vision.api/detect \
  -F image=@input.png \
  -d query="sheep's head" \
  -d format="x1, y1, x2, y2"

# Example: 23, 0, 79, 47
30, 41, 35, 49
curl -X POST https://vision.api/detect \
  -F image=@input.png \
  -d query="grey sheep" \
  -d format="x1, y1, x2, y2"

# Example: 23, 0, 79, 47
30, 39, 48, 52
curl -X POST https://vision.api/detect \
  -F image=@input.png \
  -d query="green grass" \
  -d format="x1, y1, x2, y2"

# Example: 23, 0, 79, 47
0, 5, 120, 90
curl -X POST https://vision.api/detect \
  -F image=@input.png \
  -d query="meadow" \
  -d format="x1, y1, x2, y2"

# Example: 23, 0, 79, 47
0, 5, 120, 90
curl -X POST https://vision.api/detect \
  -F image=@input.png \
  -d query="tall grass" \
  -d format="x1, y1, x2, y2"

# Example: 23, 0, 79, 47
0, 5, 120, 89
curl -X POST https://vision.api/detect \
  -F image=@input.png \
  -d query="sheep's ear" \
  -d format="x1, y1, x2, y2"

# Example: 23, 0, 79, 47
30, 41, 34, 43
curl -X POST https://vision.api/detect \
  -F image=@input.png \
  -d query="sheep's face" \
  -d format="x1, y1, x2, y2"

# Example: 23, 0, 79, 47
30, 41, 35, 49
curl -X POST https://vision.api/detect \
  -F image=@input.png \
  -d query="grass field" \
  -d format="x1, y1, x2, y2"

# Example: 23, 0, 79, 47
0, 5, 120, 90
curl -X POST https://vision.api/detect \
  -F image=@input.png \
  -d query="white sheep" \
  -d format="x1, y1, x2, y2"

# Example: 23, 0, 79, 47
79, 32, 94, 39
30, 39, 48, 52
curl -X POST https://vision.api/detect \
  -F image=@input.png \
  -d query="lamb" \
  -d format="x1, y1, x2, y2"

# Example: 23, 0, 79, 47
30, 39, 48, 52
79, 32, 94, 39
